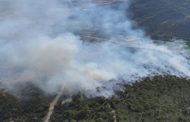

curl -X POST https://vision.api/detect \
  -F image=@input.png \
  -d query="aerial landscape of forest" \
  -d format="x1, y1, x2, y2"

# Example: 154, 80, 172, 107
0, 0, 190, 122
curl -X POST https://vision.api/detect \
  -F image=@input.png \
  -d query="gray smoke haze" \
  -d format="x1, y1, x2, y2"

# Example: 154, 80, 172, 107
0, 0, 190, 97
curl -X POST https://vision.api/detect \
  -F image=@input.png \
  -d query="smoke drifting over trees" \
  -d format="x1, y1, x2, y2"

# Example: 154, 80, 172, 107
0, 0, 190, 97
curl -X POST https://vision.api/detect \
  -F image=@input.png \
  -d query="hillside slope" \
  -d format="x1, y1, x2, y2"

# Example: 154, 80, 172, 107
1, 76, 190, 122
1, 0, 190, 122
130, 0, 190, 41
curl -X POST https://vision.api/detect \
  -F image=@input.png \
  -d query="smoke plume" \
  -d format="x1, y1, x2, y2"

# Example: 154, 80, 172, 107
0, 0, 190, 97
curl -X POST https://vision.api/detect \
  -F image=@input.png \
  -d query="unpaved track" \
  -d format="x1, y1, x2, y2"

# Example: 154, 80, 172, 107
43, 89, 64, 122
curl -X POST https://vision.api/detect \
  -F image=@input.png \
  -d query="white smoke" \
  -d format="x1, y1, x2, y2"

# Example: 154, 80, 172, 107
0, 0, 190, 97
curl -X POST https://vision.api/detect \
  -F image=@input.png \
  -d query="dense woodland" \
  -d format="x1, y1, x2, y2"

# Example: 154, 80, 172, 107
1, 76, 190, 122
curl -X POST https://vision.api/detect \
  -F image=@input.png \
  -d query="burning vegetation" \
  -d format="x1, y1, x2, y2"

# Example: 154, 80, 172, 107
1, 76, 190, 121
0, 0, 190, 122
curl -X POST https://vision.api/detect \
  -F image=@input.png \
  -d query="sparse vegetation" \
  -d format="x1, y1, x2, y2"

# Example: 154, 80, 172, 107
130, 0, 190, 42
